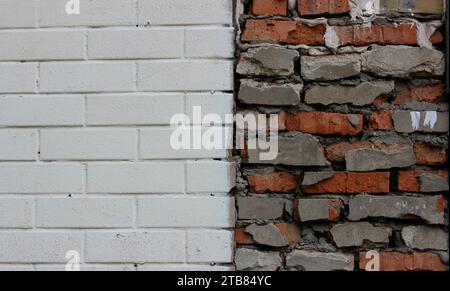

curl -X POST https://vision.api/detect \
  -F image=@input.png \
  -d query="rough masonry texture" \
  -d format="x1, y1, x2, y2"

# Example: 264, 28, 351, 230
0, 0, 235, 271
235, 0, 448, 271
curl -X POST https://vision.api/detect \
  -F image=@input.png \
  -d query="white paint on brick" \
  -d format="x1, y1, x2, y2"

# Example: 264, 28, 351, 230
0, 0, 37, 28
88, 28, 184, 59
86, 94, 184, 125
34, 264, 136, 271
138, 61, 233, 91
0, 30, 85, 61
0, 96, 84, 127
138, 0, 232, 25
0, 198, 34, 229
0, 63, 36, 93
0, 264, 35, 271
39, 62, 136, 93
0, 130, 37, 161
186, 230, 234, 263
40, 129, 136, 160
85, 231, 185, 263
186, 93, 234, 125
36, 197, 134, 228
87, 162, 185, 193
138, 196, 235, 228
139, 127, 231, 159
0, 232, 82, 263
187, 161, 236, 193
185, 27, 235, 58
39, 0, 136, 27
0, 163, 83, 194
137, 264, 234, 271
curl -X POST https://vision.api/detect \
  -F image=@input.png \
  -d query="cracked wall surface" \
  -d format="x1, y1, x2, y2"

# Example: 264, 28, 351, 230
234, 0, 449, 271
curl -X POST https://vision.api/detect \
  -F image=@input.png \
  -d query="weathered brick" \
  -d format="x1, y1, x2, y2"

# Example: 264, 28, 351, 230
239, 79, 302, 106
402, 226, 448, 250
414, 141, 448, 165
247, 172, 299, 193
380, 0, 444, 14
301, 54, 361, 81
305, 81, 394, 106
326, 141, 373, 163
360, 252, 447, 271
394, 83, 445, 105
235, 223, 300, 246
241, 19, 326, 45
236, 196, 290, 220
393, 111, 449, 133
331, 222, 391, 247
297, 198, 342, 222
245, 223, 300, 247
235, 248, 282, 271
250, 0, 288, 16
369, 110, 393, 131
286, 112, 363, 136
362, 45, 445, 78
237, 47, 299, 77
286, 250, 354, 271
398, 170, 449, 192
303, 172, 390, 194
349, 195, 446, 224
298, 0, 350, 15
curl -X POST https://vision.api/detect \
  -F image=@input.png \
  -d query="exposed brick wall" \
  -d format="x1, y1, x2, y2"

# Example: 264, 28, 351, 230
0, 0, 235, 271
235, 0, 448, 271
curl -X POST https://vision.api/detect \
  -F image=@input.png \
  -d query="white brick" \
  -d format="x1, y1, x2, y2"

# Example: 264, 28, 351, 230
137, 264, 234, 271
0, 63, 36, 93
138, 0, 232, 25
0, 130, 37, 161
0, 30, 85, 61
36, 197, 134, 228
185, 27, 234, 58
87, 162, 184, 193
138, 61, 233, 91
140, 127, 231, 159
0, 198, 33, 228
40, 129, 136, 160
39, 62, 135, 93
88, 28, 183, 59
186, 93, 234, 125
85, 231, 185, 263
35, 264, 136, 271
0, 163, 83, 194
39, 0, 136, 27
186, 161, 236, 193
0, 96, 84, 126
0, 0, 37, 28
86, 94, 184, 125
138, 196, 235, 228
0, 232, 82, 263
186, 230, 233, 263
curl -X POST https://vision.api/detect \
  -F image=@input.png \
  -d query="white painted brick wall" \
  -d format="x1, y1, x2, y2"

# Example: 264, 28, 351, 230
0, 0, 234, 270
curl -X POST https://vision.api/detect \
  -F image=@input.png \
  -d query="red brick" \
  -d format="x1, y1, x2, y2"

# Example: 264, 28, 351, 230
247, 172, 299, 193
414, 142, 448, 165
250, 0, 288, 15
304, 172, 390, 194
326, 141, 373, 163
346, 172, 390, 193
235, 224, 300, 246
398, 170, 448, 192
333, 23, 420, 46
235, 228, 254, 244
369, 110, 393, 131
394, 83, 445, 105
360, 252, 446, 271
286, 112, 363, 136
241, 19, 326, 45
298, 0, 350, 15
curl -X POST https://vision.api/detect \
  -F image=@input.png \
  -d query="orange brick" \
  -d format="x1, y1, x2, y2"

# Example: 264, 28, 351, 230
286, 112, 363, 136
247, 172, 299, 193
326, 141, 373, 163
250, 0, 288, 15
369, 110, 393, 131
241, 19, 326, 45
394, 83, 445, 105
346, 172, 390, 193
414, 142, 448, 165
398, 170, 448, 192
303, 172, 347, 193
298, 0, 350, 15
360, 252, 447, 271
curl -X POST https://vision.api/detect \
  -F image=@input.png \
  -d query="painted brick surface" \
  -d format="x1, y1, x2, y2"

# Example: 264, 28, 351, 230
235, 0, 448, 272
0, 0, 234, 271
